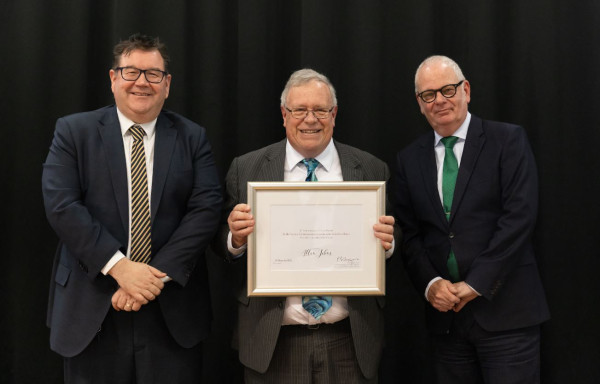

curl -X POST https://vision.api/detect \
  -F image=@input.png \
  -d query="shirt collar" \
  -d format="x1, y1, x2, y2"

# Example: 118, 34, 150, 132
116, 107, 157, 138
434, 112, 471, 146
285, 139, 335, 172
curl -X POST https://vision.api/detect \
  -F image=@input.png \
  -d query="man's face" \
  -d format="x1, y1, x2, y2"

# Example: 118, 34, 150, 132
416, 63, 470, 137
110, 49, 171, 123
281, 80, 337, 159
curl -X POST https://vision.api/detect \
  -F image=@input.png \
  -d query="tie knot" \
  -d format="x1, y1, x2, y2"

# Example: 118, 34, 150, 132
441, 136, 459, 149
302, 158, 319, 172
301, 158, 319, 182
129, 124, 146, 141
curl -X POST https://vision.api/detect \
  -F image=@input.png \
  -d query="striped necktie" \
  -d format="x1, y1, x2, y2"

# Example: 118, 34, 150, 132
129, 125, 152, 264
441, 136, 460, 282
300, 158, 332, 320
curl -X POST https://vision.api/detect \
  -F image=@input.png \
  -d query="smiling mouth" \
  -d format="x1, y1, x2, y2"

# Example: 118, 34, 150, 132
300, 129, 321, 134
131, 92, 151, 96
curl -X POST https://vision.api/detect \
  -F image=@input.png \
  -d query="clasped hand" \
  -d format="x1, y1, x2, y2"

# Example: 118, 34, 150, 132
427, 279, 478, 313
108, 258, 166, 312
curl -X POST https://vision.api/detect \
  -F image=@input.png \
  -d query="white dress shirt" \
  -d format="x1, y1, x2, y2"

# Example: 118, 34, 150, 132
425, 112, 479, 298
101, 108, 157, 275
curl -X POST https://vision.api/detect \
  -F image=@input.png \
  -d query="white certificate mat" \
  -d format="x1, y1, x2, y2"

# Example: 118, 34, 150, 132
247, 181, 385, 296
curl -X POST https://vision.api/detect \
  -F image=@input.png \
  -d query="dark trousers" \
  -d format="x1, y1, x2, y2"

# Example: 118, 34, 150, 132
244, 318, 375, 384
432, 308, 541, 384
64, 301, 202, 384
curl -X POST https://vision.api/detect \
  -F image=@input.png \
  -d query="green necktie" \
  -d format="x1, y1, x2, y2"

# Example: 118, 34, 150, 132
300, 158, 332, 320
441, 136, 460, 282
129, 125, 152, 264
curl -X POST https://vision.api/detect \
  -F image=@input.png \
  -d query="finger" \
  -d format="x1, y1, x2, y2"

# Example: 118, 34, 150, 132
147, 265, 167, 278
133, 293, 150, 305
132, 302, 142, 311
233, 204, 251, 213
229, 219, 255, 232
379, 215, 395, 225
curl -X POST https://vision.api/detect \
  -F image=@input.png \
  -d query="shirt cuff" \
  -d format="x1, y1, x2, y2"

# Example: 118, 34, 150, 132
101, 251, 126, 275
384, 239, 395, 259
227, 231, 247, 258
424, 276, 443, 301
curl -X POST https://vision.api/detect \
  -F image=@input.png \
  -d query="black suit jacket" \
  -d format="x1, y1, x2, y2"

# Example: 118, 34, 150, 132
394, 115, 549, 334
218, 139, 396, 379
42, 105, 222, 357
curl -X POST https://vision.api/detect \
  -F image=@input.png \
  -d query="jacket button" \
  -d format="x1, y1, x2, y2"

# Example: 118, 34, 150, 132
278, 301, 284, 308
449, 232, 455, 239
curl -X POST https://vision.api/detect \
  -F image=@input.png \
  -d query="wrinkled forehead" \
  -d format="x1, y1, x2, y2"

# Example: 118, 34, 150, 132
286, 80, 333, 106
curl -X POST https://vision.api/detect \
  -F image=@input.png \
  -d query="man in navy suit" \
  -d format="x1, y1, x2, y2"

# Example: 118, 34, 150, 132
394, 56, 549, 383
42, 34, 222, 383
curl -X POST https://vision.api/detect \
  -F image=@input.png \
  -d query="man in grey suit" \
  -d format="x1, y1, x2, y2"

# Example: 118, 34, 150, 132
220, 68, 397, 383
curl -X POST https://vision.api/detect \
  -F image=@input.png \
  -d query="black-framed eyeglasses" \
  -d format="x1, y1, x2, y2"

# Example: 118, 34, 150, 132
417, 80, 464, 103
115, 66, 168, 84
284, 106, 334, 120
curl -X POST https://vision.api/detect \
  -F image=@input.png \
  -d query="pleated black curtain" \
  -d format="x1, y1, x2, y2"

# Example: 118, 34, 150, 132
1, 1, 598, 383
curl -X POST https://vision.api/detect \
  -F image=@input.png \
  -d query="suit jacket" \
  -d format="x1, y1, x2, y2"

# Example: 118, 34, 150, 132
42, 105, 222, 357
218, 139, 394, 379
394, 114, 549, 334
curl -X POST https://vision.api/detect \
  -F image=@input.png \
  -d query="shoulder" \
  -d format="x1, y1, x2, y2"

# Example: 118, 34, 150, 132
57, 105, 115, 125
474, 115, 526, 139
335, 140, 385, 165
234, 140, 286, 163
159, 109, 205, 133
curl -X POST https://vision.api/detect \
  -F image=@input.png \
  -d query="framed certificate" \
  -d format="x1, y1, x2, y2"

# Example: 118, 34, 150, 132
247, 181, 386, 296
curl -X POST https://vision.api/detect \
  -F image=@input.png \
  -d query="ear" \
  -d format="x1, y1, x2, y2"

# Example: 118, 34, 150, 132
164, 74, 172, 99
109, 69, 117, 94
280, 105, 287, 127
416, 95, 426, 115
463, 80, 471, 104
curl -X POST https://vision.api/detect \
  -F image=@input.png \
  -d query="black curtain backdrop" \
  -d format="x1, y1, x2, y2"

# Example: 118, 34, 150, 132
1, 1, 599, 383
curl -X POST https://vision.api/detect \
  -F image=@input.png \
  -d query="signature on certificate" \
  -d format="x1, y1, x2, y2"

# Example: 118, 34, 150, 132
302, 248, 332, 258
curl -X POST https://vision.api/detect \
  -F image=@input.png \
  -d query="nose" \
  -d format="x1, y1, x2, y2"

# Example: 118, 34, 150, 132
135, 72, 149, 85
304, 110, 318, 122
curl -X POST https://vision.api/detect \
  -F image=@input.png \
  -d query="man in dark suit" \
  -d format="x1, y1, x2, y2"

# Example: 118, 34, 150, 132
42, 33, 222, 383
219, 68, 397, 383
394, 55, 550, 383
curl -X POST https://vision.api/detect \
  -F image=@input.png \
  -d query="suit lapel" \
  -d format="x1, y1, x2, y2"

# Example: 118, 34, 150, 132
335, 141, 363, 181
451, 115, 485, 223
151, 113, 177, 223
417, 133, 448, 225
257, 139, 286, 182
98, 107, 129, 234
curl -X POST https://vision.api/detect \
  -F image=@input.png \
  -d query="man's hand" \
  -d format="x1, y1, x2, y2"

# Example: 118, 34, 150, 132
108, 258, 166, 304
452, 281, 478, 312
373, 215, 395, 251
111, 287, 142, 312
427, 279, 461, 312
228, 203, 255, 248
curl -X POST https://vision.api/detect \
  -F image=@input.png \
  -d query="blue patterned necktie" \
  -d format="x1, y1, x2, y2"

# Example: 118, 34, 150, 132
300, 158, 332, 320
441, 136, 460, 282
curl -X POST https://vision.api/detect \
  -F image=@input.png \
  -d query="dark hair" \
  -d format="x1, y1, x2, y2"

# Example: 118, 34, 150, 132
112, 33, 170, 72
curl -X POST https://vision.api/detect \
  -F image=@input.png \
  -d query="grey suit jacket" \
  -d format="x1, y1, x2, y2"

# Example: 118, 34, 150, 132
219, 139, 395, 379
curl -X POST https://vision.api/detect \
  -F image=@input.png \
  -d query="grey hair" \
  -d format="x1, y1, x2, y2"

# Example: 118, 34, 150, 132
280, 68, 338, 107
414, 55, 465, 93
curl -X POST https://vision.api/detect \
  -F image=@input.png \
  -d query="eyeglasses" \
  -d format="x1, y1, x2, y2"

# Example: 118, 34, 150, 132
284, 106, 334, 120
115, 66, 168, 84
417, 80, 464, 103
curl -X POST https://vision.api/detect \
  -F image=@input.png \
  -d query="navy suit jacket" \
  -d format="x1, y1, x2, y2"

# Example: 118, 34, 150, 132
217, 139, 397, 379
394, 115, 549, 334
42, 105, 222, 357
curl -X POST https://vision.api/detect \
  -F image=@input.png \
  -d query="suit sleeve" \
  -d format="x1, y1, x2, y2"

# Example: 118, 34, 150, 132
465, 126, 539, 299
42, 117, 122, 277
150, 128, 223, 286
393, 151, 440, 293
